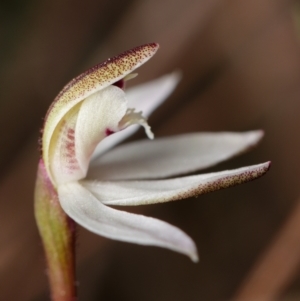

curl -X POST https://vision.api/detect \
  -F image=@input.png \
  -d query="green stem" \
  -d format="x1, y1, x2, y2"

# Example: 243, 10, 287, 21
34, 159, 77, 301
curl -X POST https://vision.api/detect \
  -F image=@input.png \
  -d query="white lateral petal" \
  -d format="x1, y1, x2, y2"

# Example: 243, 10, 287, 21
83, 162, 270, 206
91, 72, 181, 159
58, 181, 198, 262
126, 71, 181, 115
89, 131, 264, 181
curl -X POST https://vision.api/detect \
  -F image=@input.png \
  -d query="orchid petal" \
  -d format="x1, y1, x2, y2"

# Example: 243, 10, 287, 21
91, 72, 181, 158
127, 72, 181, 113
83, 162, 270, 206
89, 131, 264, 181
58, 181, 198, 262
43, 43, 159, 182
75, 86, 128, 178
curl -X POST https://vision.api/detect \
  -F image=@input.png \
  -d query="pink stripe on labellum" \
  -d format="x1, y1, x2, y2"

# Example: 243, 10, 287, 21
62, 126, 80, 173
67, 128, 75, 140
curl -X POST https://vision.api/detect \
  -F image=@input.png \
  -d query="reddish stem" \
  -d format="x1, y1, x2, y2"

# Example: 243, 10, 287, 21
34, 159, 77, 301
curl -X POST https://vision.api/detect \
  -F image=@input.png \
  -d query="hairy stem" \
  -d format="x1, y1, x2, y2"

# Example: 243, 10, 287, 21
34, 159, 77, 301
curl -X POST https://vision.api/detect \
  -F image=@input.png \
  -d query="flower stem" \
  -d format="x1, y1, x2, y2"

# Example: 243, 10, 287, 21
34, 159, 77, 301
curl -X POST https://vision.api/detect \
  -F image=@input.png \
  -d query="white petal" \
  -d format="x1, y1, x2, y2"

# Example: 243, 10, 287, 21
89, 131, 264, 181
127, 71, 181, 115
58, 181, 198, 262
83, 162, 270, 206
75, 85, 127, 177
91, 72, 181, 159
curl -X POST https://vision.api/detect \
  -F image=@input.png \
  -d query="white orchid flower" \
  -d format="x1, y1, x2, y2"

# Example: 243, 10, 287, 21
37, 43, 270, 266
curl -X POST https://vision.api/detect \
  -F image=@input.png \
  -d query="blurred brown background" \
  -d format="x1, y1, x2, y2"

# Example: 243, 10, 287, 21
1, 0, 300, 300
